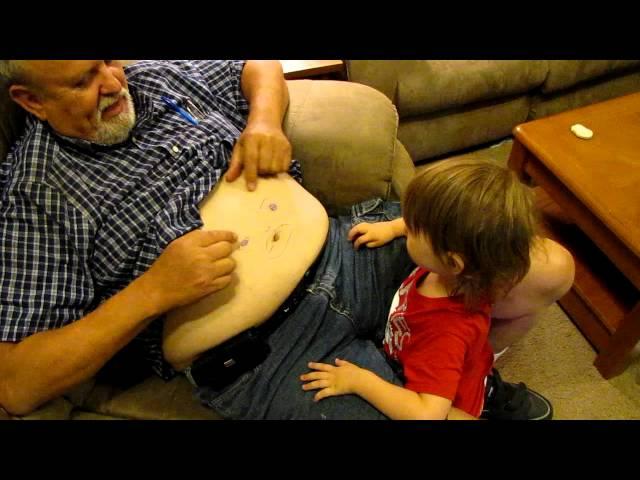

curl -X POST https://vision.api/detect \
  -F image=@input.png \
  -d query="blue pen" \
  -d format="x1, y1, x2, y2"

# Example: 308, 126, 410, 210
161, 96, 199, 125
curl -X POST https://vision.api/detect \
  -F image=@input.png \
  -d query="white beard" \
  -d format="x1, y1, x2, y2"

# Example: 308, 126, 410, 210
92, 89, 136, 145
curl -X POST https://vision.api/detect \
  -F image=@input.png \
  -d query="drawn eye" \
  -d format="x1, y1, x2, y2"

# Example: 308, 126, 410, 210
259, 199, 279, 212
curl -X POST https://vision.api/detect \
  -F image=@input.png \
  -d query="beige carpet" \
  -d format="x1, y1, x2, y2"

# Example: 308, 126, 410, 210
416, 139, 640, 420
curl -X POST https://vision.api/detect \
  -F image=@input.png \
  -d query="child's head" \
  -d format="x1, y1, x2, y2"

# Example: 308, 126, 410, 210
403, 158, 538, 309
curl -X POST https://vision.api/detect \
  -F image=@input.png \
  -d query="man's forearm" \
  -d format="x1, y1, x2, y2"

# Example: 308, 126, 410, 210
0, 275, 161, 416
241, 60, 289, 128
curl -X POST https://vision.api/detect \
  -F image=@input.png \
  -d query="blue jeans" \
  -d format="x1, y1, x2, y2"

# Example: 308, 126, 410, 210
195, 199, 415, 419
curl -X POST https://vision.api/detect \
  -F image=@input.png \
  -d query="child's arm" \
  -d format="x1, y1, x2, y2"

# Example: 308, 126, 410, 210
447, 408, 479, 420
301, 358, 474, 420
348, 218, 407, 250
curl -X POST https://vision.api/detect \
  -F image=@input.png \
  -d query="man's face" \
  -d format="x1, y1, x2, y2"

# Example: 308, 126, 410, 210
16, 60, 136, 144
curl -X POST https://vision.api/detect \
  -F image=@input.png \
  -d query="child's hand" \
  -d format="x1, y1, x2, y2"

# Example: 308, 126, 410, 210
300, 358, 364, 402
348, 222, 397, 250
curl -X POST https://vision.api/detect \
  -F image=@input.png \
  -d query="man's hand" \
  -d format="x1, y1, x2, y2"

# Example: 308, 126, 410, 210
225, 122, 292, 191
348, 221, 398, 250
141, 229, 237, 314
300, 358, 365, 402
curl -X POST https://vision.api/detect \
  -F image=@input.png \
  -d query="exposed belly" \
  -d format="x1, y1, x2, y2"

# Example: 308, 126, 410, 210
162, 173, 329, 370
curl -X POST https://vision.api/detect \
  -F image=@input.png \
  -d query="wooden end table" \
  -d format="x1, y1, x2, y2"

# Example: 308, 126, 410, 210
280, 60, 345, 80
508, 92, 640, 379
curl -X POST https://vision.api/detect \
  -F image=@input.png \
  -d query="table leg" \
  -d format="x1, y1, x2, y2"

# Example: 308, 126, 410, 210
507, 138, 532, 183
594, 302, 640, 379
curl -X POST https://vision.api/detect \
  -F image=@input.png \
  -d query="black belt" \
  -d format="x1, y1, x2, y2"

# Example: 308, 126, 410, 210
185, 257, 320, 390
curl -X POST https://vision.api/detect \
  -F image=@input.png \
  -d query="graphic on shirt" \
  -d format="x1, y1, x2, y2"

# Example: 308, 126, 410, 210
384, 269, 417, 359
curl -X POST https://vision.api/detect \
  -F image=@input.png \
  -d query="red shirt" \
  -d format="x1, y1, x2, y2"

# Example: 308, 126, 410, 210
383, 267, 493, 417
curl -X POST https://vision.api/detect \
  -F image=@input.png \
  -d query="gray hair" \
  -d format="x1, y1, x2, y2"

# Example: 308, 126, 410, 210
0, 60, 29, 85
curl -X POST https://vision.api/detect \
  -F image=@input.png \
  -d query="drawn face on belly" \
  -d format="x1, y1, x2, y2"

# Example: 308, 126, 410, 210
237, 198, 294, 259
197, 174, 323, 268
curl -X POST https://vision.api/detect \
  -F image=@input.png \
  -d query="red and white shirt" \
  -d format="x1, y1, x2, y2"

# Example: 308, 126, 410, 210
383, 267, 493, 417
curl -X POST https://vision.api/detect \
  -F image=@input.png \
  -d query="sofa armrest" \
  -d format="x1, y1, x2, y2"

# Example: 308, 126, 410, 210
284, 80, 413, 215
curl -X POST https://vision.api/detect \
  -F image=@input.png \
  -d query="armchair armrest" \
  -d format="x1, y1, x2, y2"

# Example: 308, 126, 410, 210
284, 80, 414, 215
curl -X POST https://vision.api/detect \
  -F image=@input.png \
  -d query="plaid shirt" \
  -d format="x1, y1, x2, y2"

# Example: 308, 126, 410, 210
0, 60, 302, 379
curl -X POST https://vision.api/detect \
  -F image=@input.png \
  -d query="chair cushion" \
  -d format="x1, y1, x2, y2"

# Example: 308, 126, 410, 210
81, 375, 222, 420
285, 80, 398, 215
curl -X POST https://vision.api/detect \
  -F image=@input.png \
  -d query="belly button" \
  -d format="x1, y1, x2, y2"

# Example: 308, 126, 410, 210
272, 232, 280, 242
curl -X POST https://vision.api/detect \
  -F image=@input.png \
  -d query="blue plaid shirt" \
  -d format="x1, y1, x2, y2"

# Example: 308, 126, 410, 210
0, 60, 302, 379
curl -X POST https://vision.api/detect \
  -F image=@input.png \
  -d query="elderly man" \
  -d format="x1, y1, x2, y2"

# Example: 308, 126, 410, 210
0, 60, 574, 419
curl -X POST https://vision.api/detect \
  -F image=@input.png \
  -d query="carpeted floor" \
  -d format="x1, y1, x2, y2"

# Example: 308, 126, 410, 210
415, 138, 640, 420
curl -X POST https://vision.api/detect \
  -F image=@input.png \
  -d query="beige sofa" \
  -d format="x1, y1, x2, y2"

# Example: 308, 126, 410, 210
0, 79, 415, 420
346, 60, 640, 164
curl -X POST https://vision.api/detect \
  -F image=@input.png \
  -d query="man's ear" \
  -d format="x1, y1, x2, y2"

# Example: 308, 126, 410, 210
8, 84, 47, 121
447, 252, 465, 276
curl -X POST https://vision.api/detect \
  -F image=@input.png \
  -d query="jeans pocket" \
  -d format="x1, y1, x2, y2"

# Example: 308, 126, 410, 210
195, 362, 262, 418
351, 197, 384, 224
351, 198, 401, 225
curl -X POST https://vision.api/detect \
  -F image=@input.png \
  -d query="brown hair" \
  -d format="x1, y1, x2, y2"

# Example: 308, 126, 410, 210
403, 158, 538, 310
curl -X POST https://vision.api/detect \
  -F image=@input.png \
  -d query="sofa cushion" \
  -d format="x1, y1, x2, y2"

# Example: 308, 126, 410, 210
347, 60, 547, 119
531, 69, 640, 119
542, 60, 640, 93
395, 60, 548, 119
400, 95, 530, 163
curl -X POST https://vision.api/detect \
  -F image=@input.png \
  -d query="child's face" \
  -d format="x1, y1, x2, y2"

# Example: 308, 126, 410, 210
405, 229, 454, 276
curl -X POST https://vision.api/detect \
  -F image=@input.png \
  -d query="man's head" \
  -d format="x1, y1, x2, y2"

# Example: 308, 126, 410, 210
0, 60, 136, 145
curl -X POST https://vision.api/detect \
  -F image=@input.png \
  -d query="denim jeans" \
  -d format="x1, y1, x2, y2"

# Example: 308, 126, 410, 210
195, 199, 415, 419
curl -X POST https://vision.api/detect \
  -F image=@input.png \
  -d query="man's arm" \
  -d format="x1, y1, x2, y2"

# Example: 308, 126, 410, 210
225, 60, 292, 191
0, 276, 161, 416
0, 229, 237, 416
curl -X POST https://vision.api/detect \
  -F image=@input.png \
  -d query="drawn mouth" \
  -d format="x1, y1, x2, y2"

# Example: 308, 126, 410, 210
265, 224, 292, 258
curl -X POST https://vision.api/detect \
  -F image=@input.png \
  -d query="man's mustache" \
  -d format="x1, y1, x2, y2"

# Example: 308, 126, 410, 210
98, 90, 128, 118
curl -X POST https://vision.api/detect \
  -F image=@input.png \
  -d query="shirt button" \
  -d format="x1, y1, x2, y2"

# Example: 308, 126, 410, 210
172, 145, 180, 153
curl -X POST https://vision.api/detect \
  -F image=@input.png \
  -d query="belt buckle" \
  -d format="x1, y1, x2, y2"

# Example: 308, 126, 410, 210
185, 329, 271, 390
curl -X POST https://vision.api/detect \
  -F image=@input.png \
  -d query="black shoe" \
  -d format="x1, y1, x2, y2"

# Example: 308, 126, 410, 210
481, 368, 553, 420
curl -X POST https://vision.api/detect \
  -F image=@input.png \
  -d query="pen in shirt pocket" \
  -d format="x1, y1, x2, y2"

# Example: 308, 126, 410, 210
161, 96, 199, 125
184, 98, 207, 121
